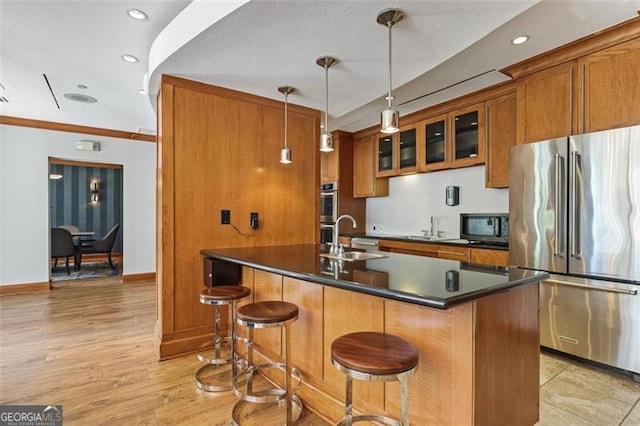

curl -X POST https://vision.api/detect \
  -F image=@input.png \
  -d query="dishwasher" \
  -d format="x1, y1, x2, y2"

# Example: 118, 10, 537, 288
350, 237, 379, 250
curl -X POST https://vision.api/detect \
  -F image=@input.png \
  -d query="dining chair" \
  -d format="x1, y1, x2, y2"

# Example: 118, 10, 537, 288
77, 224, 120, 269
51, 228, 76, 274
58, 224, 81, 246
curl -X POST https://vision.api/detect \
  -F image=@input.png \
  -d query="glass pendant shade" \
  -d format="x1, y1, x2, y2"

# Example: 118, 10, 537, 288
280, 147, 292, 164
380, 108, 400, 134
319, 132, 333, 152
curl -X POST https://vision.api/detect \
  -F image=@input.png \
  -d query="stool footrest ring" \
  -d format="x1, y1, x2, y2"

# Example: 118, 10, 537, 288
231, 394, 303, 425
232, 362, 302, 404
195, 357, 249, 392
195, 336, 233, 364
337, 414, 400, 426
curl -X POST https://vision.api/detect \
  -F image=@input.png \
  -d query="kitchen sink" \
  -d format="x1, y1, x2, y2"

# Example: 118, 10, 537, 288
405, 235, 447, 242
320, 251, 388, 262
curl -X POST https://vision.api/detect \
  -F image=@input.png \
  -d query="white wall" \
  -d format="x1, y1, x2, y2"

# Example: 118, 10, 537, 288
0, 124, 156, 286
366, 165, 508, 238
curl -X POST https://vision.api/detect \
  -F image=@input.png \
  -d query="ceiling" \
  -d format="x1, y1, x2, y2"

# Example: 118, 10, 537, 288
2, 1, 639, 136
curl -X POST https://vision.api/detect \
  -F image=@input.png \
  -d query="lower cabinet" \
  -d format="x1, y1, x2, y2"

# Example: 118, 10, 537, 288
240, 266, 539, 425
470, 248, 509, 267
377, 240, 509, 266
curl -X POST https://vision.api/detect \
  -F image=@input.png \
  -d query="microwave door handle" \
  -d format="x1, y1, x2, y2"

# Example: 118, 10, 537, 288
554, 153, 564, 257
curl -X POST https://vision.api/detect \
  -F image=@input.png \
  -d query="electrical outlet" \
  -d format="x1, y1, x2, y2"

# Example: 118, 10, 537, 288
250, 212, 259, 230
372, 224, 383, 232
221, 209, 231, 224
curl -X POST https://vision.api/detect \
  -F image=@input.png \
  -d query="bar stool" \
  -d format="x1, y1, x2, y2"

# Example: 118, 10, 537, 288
331, 332, 419, 426
195, 285, 251, 392
232, 301, 303, 425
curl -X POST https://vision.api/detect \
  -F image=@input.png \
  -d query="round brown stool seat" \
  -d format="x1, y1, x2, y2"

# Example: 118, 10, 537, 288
232, 301, 303, 425
200, 285, 251, 304
195, 285, 251, 392
236, 300, 298, 324
331, 332, 419, 426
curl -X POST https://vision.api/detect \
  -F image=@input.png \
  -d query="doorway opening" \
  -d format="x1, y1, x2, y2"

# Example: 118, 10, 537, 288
48, 158, 124, 284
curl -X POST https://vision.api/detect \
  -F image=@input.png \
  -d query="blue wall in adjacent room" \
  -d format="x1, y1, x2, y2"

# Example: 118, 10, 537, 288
49, 163, 123, 253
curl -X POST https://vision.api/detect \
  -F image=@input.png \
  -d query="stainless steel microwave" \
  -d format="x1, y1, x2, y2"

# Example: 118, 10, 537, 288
460, 213, 509, 245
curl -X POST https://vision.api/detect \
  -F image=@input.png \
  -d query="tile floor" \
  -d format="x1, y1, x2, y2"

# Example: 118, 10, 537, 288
539, 350, 640, 425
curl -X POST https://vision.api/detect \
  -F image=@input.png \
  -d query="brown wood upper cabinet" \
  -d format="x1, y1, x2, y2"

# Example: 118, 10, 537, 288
420, 103, 486, 171
516, 61, 579, 144
485, 92, 516, 188
320, 145, 339, 184
579, 37, 640, 134
375, 124, 420, 177
353, 135, 389, 198
516, 37, 640, 144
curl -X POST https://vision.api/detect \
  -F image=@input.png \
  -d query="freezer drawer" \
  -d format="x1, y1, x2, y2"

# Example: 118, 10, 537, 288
540, 276, 640, 375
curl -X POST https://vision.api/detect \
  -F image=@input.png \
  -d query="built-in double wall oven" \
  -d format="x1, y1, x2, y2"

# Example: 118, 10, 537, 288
320, 182, 338, 244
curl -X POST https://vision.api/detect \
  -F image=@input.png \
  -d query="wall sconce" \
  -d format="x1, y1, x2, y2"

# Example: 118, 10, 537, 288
90, 181, 99, 203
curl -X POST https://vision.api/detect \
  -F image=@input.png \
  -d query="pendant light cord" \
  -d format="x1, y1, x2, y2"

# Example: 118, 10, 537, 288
387, 21, 393, 110
284, 92, 289, 149
324, 64, 330, 131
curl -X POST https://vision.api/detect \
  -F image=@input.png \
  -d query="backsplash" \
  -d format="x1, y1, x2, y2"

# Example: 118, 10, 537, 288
366, 165, 509, 239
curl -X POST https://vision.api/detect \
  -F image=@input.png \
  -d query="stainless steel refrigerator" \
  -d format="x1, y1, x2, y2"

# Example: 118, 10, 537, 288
510, 125, 640, 378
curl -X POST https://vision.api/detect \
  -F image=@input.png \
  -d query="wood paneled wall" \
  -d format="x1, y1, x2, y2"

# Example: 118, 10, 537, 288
154, 76, 320, 359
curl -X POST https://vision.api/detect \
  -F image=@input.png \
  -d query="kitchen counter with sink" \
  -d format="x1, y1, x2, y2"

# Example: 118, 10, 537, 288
200, 243, 545, 424
200, 244, 544, 309
342, 233, 509, 251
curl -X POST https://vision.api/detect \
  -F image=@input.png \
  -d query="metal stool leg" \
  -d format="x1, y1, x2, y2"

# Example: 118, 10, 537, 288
284, 322, 292, 424
345, 375, 353, 426
214, 305, 222, 359
399, 372, 410, 426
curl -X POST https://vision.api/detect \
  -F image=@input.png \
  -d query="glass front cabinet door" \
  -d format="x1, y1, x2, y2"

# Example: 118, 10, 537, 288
376, 134, 395, 177
397, 125, 419, 174
420, 105, 485, 171
421, 114, 447, 171
451, 104, 485, 167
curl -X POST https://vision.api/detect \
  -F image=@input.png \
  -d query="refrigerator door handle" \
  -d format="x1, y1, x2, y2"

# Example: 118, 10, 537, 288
546, 279, 638, 295
554, 153, 564, 257
570, 150, 582, 258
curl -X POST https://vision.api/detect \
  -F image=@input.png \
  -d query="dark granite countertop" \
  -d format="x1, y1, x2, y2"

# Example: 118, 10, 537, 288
343, 233, 509, 250
200, 244, 546, 309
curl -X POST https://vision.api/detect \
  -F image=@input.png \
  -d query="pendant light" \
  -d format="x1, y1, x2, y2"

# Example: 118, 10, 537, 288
377, 8, 404, 134
317, 56, 337, 152
278, 86, 295, 164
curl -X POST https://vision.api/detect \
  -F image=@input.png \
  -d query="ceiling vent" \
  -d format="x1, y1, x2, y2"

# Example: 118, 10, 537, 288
399, 69, 497, 107
63, 93, 97, 104
0, 81, 8, 103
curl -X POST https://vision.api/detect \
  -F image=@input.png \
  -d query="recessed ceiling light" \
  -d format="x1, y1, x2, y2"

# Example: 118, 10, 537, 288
121, 54, 139, 63
137, 89, 147, 95
77, 84, 87, 89
511, 35, 530, 45
63, 93, 98, 103
127, 8, 148, 21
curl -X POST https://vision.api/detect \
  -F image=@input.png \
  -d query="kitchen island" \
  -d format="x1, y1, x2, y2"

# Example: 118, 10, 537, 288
201, 244, 548, 425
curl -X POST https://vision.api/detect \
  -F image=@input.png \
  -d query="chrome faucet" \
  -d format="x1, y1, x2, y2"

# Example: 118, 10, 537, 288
422, 216, 437, 237
332, 214, 358, 255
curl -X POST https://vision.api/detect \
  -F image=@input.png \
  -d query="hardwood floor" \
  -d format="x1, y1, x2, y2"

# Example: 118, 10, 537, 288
0, 277, 326, 425
1, 277, 638, 425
